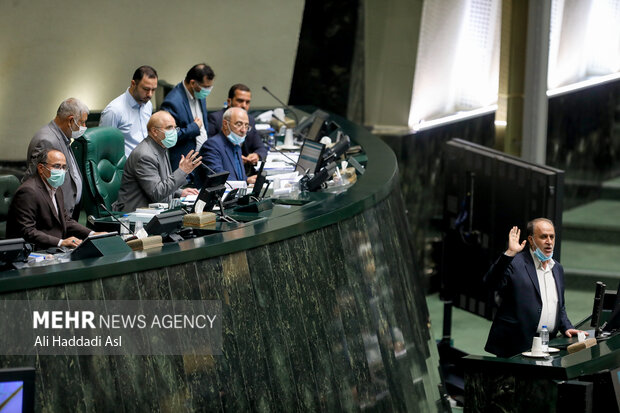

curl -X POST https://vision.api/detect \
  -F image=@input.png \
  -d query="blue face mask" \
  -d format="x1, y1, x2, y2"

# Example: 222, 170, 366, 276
194, 86, 212, 100
533, 247, 553, 262
227, 130, 246, 146
161, 128, 178, 148
45, 167, 66, 188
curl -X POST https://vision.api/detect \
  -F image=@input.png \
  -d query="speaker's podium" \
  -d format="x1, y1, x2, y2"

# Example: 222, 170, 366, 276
462, 323, 620, 412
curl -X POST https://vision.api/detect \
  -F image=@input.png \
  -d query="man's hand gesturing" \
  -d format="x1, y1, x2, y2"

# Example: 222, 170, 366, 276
505, 226, 527, 257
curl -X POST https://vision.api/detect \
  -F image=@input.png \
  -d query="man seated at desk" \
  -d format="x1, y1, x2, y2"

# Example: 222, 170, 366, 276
114, 111, 201, 213
200, 107, 257, 186
207, 84, 267, 174
7, 149, 95, 250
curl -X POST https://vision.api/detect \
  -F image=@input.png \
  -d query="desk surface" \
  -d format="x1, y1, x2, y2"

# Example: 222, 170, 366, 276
462, 332, 620, 380
0, 110, 397, 294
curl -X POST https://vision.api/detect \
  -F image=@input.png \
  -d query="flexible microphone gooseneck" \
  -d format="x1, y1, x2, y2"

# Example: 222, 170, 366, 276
264, 140, 299, 167
98, 203, 136, 239
262, 86, 300, 126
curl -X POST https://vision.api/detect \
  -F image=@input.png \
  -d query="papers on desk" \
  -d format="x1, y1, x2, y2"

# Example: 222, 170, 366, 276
264, 151, 299, 175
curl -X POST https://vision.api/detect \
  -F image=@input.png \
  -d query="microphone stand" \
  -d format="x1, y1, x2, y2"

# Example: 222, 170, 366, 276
262, 86, 300, 127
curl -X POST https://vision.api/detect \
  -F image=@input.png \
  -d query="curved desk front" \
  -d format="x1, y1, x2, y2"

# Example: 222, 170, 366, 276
0, 113, 446, 412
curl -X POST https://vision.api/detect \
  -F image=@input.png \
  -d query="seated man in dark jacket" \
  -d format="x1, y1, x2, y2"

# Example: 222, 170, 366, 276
207, 84, 267, 175
7, 149, 93, 250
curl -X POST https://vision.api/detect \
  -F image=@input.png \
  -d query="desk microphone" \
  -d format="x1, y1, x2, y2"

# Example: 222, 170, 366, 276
262, 86, 300, 126
264, 141, 299, 167
98, 203, 137, 240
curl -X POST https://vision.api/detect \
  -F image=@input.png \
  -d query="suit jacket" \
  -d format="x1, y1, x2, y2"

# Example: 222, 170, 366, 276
114, 137, 187, 213
198, 133, 246, 187
483, 250, 574, 358
23, 121, 82, 216
207, 109, 268, 161
7, 176, 91, 250
160, 82, 208, 171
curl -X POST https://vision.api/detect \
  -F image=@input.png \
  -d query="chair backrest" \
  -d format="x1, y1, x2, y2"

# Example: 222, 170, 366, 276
71, 127, 126, 218
0, 175, 20, 238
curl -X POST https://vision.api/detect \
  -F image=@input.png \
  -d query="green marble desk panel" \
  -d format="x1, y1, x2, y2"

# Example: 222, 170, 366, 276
0, 113, 448, 412
462, 333, 620, 412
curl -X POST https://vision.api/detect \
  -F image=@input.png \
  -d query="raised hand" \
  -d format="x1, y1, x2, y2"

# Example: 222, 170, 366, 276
506, 226, 527, 256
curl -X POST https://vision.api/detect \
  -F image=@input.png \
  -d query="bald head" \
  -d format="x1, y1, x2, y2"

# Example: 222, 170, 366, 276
222, 107, 249, 137
148, 111, 176, 147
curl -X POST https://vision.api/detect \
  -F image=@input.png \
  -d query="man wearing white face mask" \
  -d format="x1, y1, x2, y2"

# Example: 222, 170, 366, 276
8, 149, 94, 250
161, 63, 215, 173
24, 97, 88, 218
199, 107, 257, 187
114, 111, 201, 213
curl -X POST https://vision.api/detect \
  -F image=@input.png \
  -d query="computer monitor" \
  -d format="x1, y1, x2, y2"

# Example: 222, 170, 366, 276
193, 171, 229, 213
295, 109, 330, 141
296, 139, 325, 175
0, 367, 35, 413
144, 210, 186, 237
604, 282, 620, 332
0, 238, 28, 270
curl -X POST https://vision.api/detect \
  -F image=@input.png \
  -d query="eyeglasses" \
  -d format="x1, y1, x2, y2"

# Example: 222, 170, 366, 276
157, 127, 180, 134
231, 121, 252, 132
44, 163, 68, 171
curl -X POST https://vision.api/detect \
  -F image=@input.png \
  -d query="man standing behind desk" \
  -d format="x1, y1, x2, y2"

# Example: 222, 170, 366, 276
207, 84, 267, 171
100, 65, 158, 157
160, 63, 214, 171
24, 98, 88, 219
200, 107, 256, 186
484, 218, 586, 358
114, 111, 201, 213
8, 149, 93, 250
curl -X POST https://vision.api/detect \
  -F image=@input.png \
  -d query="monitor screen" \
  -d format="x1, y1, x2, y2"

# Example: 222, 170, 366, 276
0, 367, 35, 413
604, 282, 620, 332
0, 238, 27, 270
296, 139, 325, 175
194, 171, 229, 213
144, 210, 185, 236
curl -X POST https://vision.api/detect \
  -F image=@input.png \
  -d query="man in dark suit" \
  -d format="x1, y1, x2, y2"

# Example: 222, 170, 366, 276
23, 98, 89, 218
7, 149, 93, 250
160, 63, 215, 171
484, 219, 586, 357
200, 107, 256, 186
207, 84, 267, 176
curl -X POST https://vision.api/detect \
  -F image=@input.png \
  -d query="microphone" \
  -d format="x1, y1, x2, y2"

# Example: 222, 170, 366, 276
264, 140, 299, 167
98, 203, 136, 239
262, 86, 300, 126
322, 135, 351, 164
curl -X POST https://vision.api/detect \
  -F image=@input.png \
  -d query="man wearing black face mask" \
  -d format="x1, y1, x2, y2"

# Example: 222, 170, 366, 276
23, 98, 88, 219
8, 149, 94, 250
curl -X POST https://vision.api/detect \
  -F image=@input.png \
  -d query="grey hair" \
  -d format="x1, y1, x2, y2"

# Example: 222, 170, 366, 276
223, 107, 234, 122
526, 218, 554, 237
56, 97, 89, 119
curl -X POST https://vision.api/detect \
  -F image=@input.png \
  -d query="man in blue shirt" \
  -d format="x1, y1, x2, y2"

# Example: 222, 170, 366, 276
100, 65, 158, 157
200, 107, 257, 187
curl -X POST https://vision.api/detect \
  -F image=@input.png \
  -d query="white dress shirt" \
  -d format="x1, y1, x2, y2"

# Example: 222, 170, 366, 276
529, 249, 559, 333
183, 84, 208, 151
